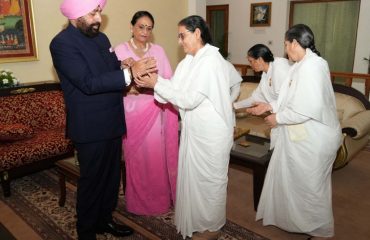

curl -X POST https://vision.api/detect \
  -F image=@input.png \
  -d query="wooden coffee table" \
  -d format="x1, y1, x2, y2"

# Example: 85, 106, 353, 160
55, 158, 125, 207
230, 134, 272, 211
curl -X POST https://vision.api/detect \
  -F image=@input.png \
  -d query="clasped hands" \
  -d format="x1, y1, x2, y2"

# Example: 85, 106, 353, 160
245, 102, 277, 128
121, 57, 158, 86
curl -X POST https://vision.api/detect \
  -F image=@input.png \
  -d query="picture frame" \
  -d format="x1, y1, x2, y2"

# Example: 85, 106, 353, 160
0, 0, 38, 63
250, 2, 272, 27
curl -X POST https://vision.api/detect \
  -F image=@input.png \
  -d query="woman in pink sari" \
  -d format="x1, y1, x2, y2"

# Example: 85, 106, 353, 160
114, 11, 178, 216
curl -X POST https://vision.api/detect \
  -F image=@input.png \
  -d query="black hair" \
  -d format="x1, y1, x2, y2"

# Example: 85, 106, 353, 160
247, 44, 274, 62
131, 11, 155, 28
285, 24, 320, 56
178, 15, 213, 45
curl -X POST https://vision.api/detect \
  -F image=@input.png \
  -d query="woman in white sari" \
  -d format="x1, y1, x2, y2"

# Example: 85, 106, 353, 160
135, 15, 237, 240
247, 24, 342, 239
234, 44, 290, 149
233, 44, 290, 110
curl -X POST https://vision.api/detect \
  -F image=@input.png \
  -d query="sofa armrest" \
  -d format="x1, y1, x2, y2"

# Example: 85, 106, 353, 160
341, 110, 370, 139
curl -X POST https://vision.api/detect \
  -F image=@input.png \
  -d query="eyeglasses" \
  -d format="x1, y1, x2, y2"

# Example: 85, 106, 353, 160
177, 30, 191, 41
135, 24, 153, 33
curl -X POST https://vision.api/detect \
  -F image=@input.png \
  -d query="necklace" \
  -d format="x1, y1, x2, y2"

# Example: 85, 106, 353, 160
130, 38, 149, 53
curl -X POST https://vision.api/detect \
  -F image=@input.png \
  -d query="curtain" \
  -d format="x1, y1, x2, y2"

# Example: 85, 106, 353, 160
292, 0, 360, 72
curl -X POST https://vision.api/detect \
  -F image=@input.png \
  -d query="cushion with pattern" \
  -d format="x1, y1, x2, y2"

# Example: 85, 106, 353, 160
0, 123, 35, 142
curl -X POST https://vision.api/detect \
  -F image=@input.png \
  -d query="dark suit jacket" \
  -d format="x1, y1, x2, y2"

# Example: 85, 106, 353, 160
50, 24, 126, 143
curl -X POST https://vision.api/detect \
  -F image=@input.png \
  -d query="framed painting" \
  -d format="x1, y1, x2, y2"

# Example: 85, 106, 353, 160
0, 0, 38, 63
250, 2, 272, 27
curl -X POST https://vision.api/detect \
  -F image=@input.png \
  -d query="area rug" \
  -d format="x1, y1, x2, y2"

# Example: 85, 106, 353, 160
0, 168, 269, 240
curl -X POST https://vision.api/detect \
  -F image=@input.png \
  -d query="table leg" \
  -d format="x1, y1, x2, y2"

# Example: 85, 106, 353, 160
253, 165, 267, 211
57, 169, 66, 207
252, 150, 272, 211
0, 171, 11, 197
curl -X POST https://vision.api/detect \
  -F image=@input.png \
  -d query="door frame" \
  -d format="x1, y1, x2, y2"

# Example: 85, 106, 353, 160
206, 4, 229, 58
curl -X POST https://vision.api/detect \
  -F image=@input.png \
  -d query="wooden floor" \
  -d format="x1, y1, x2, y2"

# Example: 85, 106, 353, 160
1, 148, 369, 240
227, 149, 370, 240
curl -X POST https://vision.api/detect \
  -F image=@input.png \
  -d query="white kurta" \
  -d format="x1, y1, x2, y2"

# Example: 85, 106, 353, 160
153, 44, 234, 239
256, 49, 342, 237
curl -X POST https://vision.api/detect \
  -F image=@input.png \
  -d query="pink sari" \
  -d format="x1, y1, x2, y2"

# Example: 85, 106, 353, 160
115, 42, 178, 215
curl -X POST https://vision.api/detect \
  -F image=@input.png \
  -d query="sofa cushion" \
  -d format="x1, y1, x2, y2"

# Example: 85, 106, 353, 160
335, 92, 366, 121
0, 129, 73, 171
0, 123, 34, 142
236, 115, 270, 138
237, 82, 258, 102
0, 91, 66, 131
235, 82, 270, 138
341, 110, 370, 139
336, 109, 344, 122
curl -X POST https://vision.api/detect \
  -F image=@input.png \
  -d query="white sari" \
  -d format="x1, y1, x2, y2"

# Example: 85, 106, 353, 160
154, 44, 234, 238
256, 49, 342, 237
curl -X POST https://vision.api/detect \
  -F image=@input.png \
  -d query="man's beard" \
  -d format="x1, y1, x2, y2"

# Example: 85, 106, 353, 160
76, 18, 100, 38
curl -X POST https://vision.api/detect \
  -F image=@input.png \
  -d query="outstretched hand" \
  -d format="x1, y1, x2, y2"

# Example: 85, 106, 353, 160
121, 57, 135, 69
131, 57, 157, 79
134, 72, 158, 89
246, 102, 272, 116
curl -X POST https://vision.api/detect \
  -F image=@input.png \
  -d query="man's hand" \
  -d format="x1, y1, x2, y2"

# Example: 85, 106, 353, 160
131, 57, 157, 78
246, 102, 272, 116
121, 57, 135, 69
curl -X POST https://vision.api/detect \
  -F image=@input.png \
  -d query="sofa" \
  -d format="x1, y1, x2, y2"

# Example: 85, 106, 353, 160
235, 79, 370, 169
0, 82, 74, 197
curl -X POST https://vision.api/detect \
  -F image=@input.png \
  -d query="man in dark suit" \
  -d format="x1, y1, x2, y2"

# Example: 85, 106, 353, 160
50, 0, 156, 239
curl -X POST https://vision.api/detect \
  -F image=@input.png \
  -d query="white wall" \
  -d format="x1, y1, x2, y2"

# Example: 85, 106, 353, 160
203, 0, 370, 75
0, 0, 188, 84
2, 0, 368, 88
189, 0, 206, 18
353, 0, 370, 73
205, 0, 289, 63
200, 0, 370, 96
